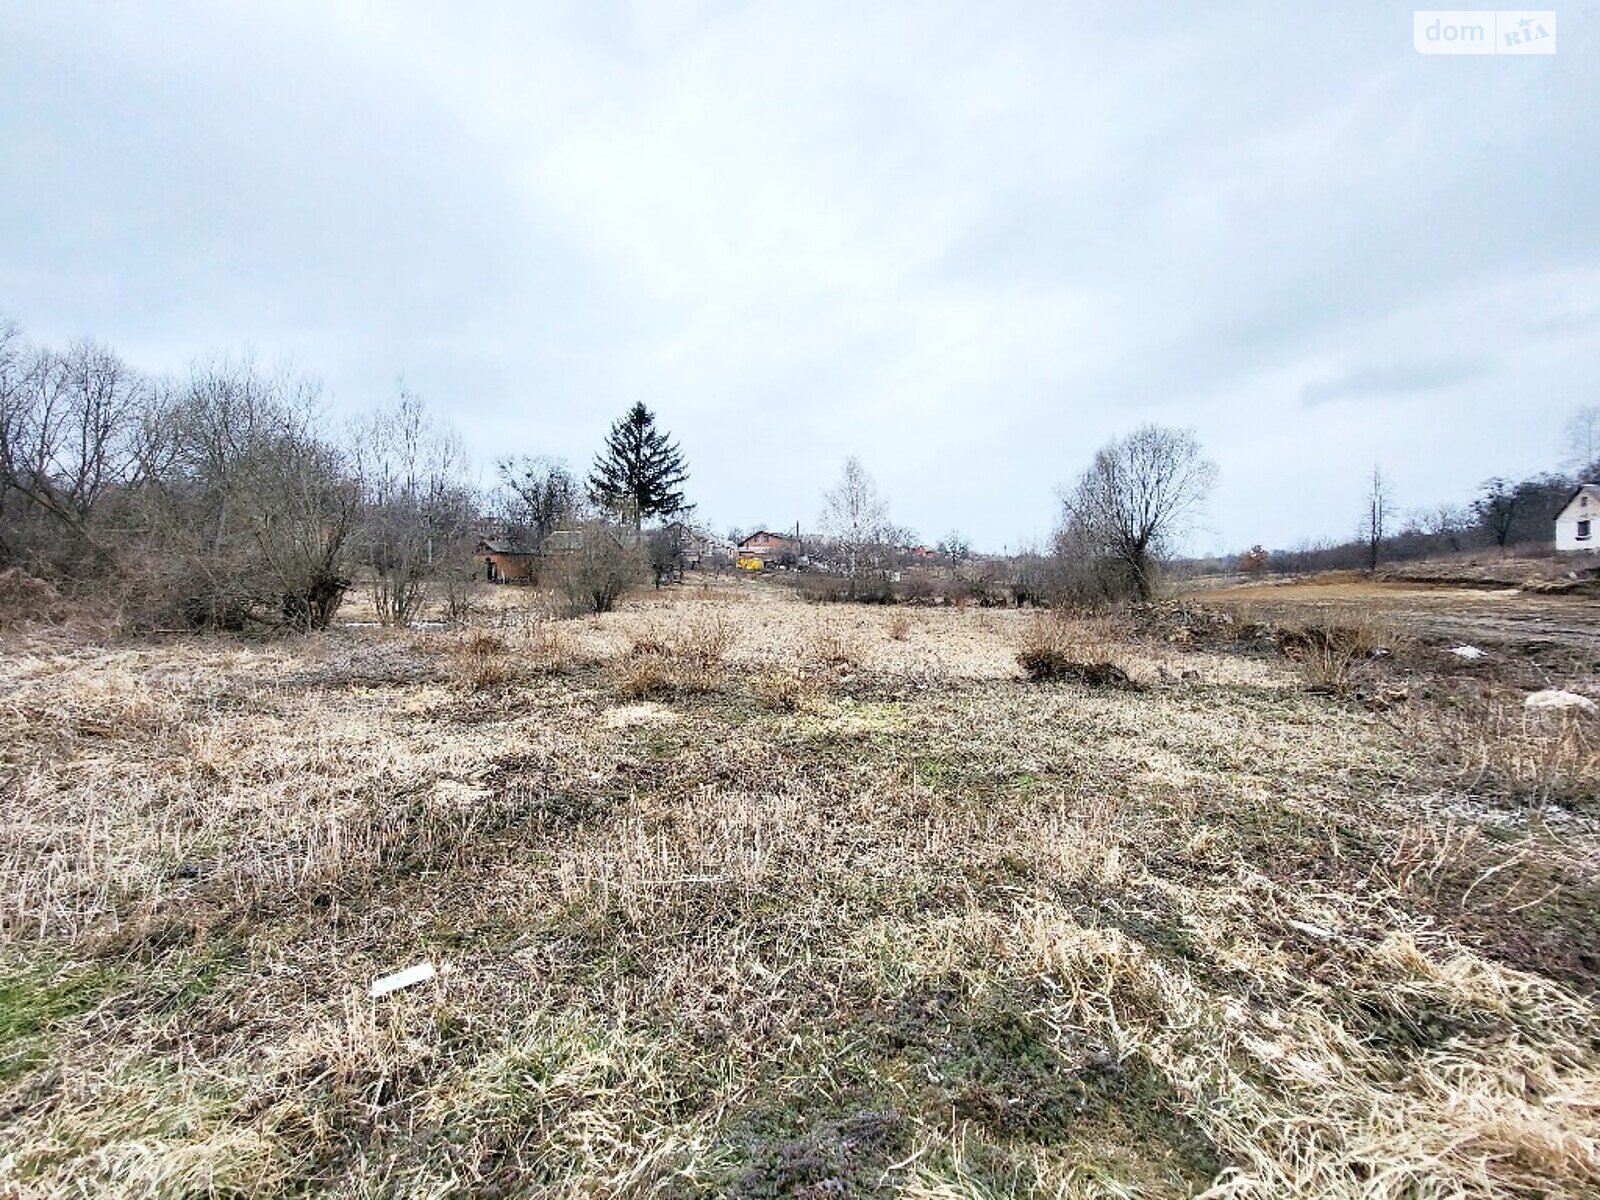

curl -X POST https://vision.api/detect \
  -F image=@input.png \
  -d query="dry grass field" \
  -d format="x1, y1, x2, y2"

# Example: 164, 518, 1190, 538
1191, 572, 1600, 664
2, 578, 1598, 1197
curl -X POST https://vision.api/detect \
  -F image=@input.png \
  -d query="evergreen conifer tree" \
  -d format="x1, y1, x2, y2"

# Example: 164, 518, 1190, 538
587, 403, 689, 527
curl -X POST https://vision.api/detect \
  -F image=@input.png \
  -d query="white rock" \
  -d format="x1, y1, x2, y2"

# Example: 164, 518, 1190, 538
1524, 689, 1597, 713
1449, 645, 1485, 660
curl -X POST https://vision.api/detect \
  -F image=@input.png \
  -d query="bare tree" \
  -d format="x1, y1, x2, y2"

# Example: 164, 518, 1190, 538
1471, 478, 1517, 549
496, 455, 579, 550
151, 354, 292, 558
1056, 424, 1217, 602
0, 323, 471, 631
0, 316, 28, 561
0, 316, 18, 379
0, 336, 146, 568
1361, 465, 1394, 571
1413, 503, 1467, 554
351, 387, 471, 625
146, 356, 358, 629
1563, 405, 1600, 479
936, 530, 971, 566
819, 456, 891, 596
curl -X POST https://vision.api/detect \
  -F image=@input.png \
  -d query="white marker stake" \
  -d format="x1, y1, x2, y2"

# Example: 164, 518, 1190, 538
370, 962, 437, 998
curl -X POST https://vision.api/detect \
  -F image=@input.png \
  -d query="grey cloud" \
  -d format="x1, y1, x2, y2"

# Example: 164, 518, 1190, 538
1301, 359, 1494, 406
1, 1, 1597, 552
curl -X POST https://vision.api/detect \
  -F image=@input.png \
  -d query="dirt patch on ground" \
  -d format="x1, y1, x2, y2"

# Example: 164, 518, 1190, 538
1191, 575, 1600, 665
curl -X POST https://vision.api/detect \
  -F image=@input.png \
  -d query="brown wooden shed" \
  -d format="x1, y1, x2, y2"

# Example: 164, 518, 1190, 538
476, 538, 537, 584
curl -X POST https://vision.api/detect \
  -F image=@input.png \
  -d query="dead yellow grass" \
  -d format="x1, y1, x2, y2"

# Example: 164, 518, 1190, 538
0, 586, 1596, 1197
1405, 692, 1600, 807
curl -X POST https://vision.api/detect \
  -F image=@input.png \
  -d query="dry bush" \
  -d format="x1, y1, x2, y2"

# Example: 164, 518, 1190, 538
0, 569, 65, 628
450, 630, 516, 691
671, 611, 735, 670
520, 617, 580, 673
751, 667, 819, 713
886, 609, 914, 641
1016, 614, 1133, 686
789, 570, 850, 604
546, 523, 647, 616
1280, 613, 1404, 697
788, 570, 893, 605
805, 624, 866, 670
610, 612, 736, 697
1416, 692, 1600, 808
443, 616, 579, 691
625, 631, 670, 656
442, 576, 480, 626
611, 646, 675, 698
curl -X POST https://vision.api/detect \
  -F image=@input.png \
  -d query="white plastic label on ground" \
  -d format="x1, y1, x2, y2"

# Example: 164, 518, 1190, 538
370, 962, 437, 997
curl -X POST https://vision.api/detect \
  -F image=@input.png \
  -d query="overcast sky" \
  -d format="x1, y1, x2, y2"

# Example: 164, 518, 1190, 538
3, 2, 1596, 552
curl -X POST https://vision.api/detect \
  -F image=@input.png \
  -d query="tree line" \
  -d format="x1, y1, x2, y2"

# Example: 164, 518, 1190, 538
9, 309, 1580, 625
806, 401, 1598, 608
0, 317, 697, 629
790, 426, 1216, 607
1225, 411, 1599, 578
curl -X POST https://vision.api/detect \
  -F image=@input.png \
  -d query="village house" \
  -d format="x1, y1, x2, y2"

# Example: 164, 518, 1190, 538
736, 530, 801, 568
1555, 484, 1600, 552
658, 521, 733, 571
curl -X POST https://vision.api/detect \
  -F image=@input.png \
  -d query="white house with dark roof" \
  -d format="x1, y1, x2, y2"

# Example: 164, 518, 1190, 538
1555, 484, 1600, 552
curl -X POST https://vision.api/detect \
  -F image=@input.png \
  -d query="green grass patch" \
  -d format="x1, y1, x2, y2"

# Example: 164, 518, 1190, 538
0, 958, 121, 1083
875, 981, 1222, 1186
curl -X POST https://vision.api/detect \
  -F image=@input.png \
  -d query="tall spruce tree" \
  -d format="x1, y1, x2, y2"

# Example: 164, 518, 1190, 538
587, 403, 689, 527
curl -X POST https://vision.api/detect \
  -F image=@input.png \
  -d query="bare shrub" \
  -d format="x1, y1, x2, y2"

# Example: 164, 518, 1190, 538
498, 617, 580, 677
806, 624, 865, 670
609, 612, 735, 697
1019, 648, 1132, 686
450, 630, 515, 691
1281, 614, 1402, 697
1418, 693, 1599, 808
627, 633, 670, 658
752, 667, 818, 713
152, 358, 360, 632
792, 571, 849, 604
787, 568, 894, 605
612, 647, 674, 698
547, 521, 646, 616
887, 609, 913, 641
897, 572, 933, 604
1017, 614, 1134, 686
442, 575, 479, 626
533, 619, 578, 664
671, 611, 735, 670
0, 568, 64, 628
